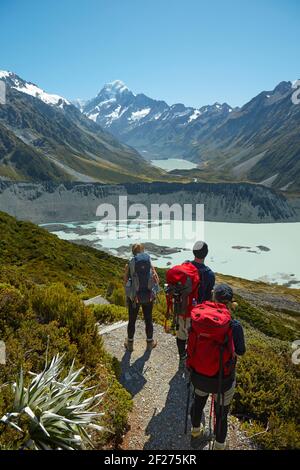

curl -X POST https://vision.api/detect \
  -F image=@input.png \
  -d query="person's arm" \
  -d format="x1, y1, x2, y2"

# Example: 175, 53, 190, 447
232, 320, 246, 356
205, 270, 215, 301
124, 264, 129, 286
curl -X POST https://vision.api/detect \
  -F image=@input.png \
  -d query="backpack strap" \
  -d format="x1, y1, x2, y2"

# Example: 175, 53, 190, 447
128, 257, 139, 304
128, 257, 135, 277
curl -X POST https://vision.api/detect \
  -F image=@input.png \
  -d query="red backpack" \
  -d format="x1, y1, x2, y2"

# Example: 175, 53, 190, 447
186, 301, 235, 377
165, 262, 200, 319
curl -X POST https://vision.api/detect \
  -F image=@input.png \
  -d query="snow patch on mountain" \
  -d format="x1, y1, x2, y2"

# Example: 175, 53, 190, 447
12, 82, 70, 106
188, 109, 201, 122
98, 98, 117, 108
129, 108, 151, 121
101, 80, 131, 97
0, 71, 70, 107
0, 71, 11, 79
89, 112, 100, 122
105, 105, 123, 124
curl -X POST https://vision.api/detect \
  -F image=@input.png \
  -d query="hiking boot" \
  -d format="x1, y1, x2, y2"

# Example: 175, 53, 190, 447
213, 440, 226, 450
124, 338, 134, 352
146, 339, 157, 351
178, 354, 187, 370
190, 425, 206, 449
191, 426, 204, 438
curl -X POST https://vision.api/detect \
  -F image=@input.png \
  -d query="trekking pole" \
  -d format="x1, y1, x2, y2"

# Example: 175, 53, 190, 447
208, 394, 215, 450
184, 378, 191, 435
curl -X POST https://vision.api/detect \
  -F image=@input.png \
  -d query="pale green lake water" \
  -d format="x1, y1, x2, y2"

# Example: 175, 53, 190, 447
151, 158, 198, 172
43, 219, 300, 288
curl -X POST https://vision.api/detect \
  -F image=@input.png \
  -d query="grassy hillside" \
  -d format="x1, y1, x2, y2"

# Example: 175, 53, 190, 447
0, 123, 69, 181
0, 211, 299, 449
0, 212, 132, 449
0, 211, 127, 298
0, 83, 166, 184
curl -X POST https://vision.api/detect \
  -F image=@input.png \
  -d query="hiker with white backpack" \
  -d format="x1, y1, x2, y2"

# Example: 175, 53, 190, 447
186, 284, 246, 450
124, 243, 160, 352
164, 241, 215, 368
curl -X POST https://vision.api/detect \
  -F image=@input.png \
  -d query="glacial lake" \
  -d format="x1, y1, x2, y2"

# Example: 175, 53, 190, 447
42, 219, 300, 288
151, 158, 198, 172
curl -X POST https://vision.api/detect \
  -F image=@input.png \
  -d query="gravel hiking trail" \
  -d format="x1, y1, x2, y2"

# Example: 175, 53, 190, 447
102, 320, 255, 450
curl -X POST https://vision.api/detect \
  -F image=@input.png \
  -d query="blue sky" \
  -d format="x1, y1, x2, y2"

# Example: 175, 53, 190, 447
0, 0, 299, 107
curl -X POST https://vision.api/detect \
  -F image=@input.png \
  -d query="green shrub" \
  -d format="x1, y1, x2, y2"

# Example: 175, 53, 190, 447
101, 380, 132, 444
31, 283, 88, 340
0, 284, 31, 332
234, 295, 298, 341
0, 281, 132, 450
92, 293, 167, 327
92, 304, 128, 324
152, 292, 167, 326
243, 415, 300, 450
110, 287, 126, 306
1, 321, 78, 378
233, 334, 300, 448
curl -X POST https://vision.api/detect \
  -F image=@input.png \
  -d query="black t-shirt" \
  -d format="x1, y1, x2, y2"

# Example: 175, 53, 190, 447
191, 261, 216, 303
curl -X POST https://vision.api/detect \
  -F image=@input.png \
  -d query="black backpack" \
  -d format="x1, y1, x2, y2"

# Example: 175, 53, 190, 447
127, 253, 155, 304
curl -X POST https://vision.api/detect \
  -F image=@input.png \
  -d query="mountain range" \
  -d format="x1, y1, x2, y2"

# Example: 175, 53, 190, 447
75, 80, 233, 161
77, 79, 300, 191
0, 71, 299, 191
0, 72, 162, 183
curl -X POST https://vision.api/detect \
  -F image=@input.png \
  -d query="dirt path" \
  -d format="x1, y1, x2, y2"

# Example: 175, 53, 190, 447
102, 320, 255, 450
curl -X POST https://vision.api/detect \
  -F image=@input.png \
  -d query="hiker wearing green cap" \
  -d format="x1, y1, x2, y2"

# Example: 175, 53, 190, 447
186, 283, 246, 450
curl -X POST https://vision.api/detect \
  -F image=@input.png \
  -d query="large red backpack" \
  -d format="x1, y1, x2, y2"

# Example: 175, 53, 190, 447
186, 301, 235, 377
165, 262, 200, 318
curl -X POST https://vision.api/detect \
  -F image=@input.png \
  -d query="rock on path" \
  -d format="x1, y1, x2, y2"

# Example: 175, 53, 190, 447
102, 320, 254, 450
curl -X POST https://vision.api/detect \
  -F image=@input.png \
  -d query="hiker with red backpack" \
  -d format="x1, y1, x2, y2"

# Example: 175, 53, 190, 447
186, 284, 246, 450
165, 241, 215, 368
124, 243, 160, 352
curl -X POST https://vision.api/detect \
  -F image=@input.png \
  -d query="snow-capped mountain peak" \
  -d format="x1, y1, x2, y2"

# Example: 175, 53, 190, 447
78, 80, 234, 159
0, 70, 11, 79
100, 80, 130, 98
107, 79, 128, 91
0, 70, 70, 108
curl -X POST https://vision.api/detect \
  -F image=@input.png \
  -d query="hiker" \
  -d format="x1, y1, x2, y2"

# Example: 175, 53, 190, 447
124, 243, 159, 352
168, 241, 215, 367
186, 284, 246, 450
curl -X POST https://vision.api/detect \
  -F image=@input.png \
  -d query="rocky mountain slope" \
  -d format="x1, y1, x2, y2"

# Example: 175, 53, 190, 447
79, 80, 233, 161
80, 80, 300, 192
0, 72, 163, 183
189, 81, 300, 192
0, 180, 296, 223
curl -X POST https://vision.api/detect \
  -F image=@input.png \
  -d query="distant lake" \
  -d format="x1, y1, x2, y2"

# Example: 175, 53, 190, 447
42, 219, 300, 288
151, 158, 198, 172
